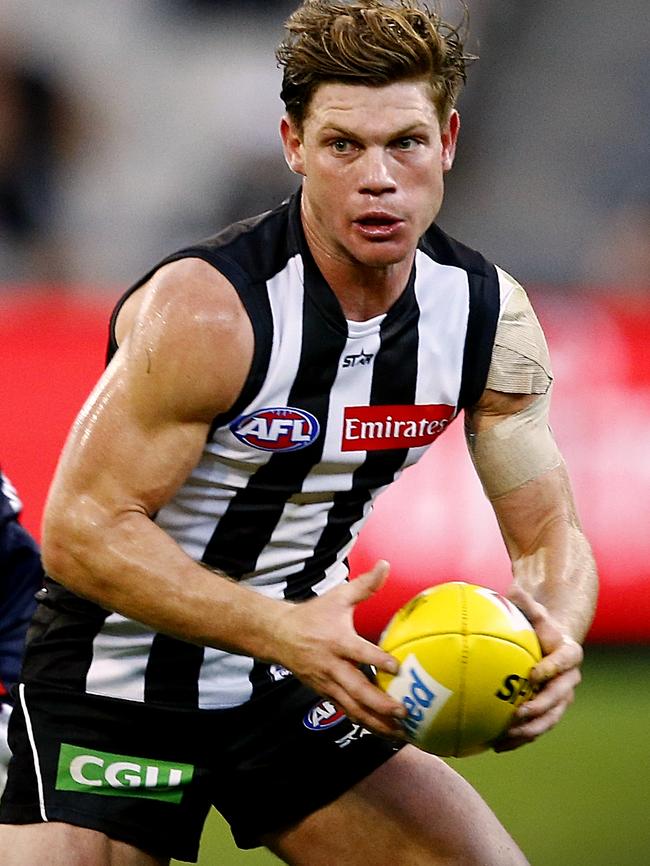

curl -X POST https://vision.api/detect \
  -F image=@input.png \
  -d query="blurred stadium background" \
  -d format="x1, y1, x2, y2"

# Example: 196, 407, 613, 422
1, 1, 648, 864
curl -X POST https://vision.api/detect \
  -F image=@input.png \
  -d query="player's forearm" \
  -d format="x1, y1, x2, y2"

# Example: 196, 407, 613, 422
41, 500, 288, 661
508, 519, 598, 643
492, 465, 598, 644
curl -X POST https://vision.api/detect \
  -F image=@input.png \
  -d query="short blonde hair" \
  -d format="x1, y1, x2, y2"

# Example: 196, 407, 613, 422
277, 0, 474, 130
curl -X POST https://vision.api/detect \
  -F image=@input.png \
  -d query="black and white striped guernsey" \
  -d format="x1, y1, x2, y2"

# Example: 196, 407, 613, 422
30, 192, 515, 710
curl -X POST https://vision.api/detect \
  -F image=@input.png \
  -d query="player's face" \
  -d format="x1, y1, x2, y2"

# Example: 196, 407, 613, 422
281, 79, 459, 271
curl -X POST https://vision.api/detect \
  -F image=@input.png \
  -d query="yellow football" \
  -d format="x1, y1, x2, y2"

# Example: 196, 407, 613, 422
377, 581, 542, 757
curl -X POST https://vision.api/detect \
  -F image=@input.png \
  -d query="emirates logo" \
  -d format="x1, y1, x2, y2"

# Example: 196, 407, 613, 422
341, 404, 455, 451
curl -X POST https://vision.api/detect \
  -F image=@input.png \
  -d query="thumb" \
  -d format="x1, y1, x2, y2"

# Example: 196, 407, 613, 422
345, 560, 390, 605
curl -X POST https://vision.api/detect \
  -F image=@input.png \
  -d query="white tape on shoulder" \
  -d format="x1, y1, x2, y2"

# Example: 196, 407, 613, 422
465, 390, 562, 499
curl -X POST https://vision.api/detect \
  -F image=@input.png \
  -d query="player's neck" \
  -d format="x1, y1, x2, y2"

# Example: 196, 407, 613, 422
302, 223, 415, 323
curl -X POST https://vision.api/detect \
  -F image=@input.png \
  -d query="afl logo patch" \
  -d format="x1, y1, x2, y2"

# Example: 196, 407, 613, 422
303, 699, 347, 731
230, 407, 320, 452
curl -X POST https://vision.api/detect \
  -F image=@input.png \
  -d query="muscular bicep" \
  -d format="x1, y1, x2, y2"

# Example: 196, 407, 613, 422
45, 260, 253, 532
54, 354, 210, 525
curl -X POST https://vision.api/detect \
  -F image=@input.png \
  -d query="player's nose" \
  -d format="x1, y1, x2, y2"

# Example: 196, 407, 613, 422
357, 148, 397, 196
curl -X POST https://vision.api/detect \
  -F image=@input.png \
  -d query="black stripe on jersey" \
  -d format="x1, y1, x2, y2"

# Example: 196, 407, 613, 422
284, 271, 420, 602
419, 224, 500, 409
200, 274, 349, 578
144, 634, 205, 707
458, 269, 500, 409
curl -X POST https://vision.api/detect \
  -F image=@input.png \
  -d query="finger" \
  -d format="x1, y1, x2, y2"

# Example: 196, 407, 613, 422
336, 662, 407, 720
514, 667, 581, 721
345, 560, 390, 605
530, 638, 583, 686
325, 683, 407, 740
507, 585, 551, 636
346, 634, 400, 675
505, 700, 567, 741
493, 728, 532, 753
507, 587, 565, 659
507, 586, 584, 675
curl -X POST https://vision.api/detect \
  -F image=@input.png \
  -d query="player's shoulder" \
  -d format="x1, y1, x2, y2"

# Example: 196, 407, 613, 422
182, 194, 298, 285
113, 256, 249, 350
419, 222, 496, 277
108, 196, 296, 359
112, 256, 255, 422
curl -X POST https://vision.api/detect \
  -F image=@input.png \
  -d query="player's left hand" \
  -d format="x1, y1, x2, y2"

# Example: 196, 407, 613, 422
493, 585, 583, 753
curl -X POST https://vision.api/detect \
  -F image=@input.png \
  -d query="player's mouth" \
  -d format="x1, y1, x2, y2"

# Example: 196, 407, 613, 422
353, 212, 405, 241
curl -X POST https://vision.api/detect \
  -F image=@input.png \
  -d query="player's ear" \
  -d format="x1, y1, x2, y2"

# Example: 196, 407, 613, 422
441, 109, 460, 172
280, 115, 306, 176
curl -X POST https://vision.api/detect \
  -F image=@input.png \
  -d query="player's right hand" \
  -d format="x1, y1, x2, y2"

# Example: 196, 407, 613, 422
271, 560, 408, 739
494, 586, 583, 752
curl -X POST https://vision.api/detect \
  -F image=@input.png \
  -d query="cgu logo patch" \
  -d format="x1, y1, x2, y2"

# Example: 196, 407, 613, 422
55, 744, 194, 804
230, 407, 320, 453
303, 699, 347, 731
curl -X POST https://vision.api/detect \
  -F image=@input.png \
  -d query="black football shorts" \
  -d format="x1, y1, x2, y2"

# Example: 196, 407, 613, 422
0, 679, 402, 862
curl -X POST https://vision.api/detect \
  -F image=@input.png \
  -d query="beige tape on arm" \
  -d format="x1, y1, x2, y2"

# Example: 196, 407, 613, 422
465, 390, 563, 500
487, 276, 553, 395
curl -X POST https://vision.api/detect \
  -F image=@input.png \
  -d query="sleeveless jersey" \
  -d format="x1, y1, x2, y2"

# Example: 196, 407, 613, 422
24, 192, 513, 709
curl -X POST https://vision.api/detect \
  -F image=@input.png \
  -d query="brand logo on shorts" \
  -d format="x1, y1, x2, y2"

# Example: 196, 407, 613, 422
303, 699, 347, 731
341, 404, 455, 451
55, 744, 194, 804
230, 407, 320, 452
268, 663, 293, 682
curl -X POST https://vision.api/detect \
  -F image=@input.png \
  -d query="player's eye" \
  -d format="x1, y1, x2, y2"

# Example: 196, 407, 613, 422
331, 139, 354, 153
394, 137, 418, 150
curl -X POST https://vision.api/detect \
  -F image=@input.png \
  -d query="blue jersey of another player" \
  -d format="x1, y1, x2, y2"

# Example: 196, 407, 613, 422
0, 471, 43, 705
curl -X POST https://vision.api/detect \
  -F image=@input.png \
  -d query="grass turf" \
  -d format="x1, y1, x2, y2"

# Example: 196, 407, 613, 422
173, 645, 650, 866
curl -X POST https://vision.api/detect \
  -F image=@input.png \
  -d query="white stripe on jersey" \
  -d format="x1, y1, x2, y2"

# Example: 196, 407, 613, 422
496, 265, 518, 312
255, 255, 306, 406
198, 647, 255, 708
86, 613, 149, 702
412, 250, 469, 407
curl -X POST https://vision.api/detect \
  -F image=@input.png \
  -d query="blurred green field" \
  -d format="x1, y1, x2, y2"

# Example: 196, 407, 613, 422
173, 646, 650, 866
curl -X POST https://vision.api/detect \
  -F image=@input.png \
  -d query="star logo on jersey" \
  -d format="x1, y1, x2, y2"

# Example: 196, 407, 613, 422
230, 407, 320, 452
342, 348, 374, 369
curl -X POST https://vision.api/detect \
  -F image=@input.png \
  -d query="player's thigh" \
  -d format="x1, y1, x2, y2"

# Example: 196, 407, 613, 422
0, 821, 169, 866
264, 744, 529, 866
